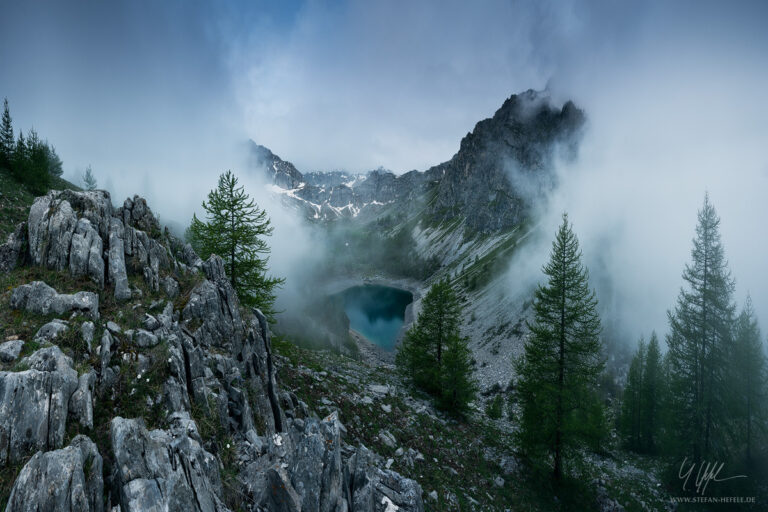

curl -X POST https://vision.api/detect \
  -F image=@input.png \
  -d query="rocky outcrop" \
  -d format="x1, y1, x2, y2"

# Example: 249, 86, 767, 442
110, 417, 228, 512
0, 222, 27, 273
3, 190, 424, 511
240, 413, 423, 512
10, 281, 99, 320
4, 435, 103, 512
0, 346, 79, 465
22, 189, 180, 301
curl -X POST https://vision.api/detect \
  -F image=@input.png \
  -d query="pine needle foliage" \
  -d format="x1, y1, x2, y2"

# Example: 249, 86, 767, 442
187, 170, 284, 318
515, 213, 605, 481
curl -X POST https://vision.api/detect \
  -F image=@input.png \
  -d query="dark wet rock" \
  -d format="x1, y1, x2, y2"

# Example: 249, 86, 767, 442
10, 281, 99, 320
4, 435, 103, 512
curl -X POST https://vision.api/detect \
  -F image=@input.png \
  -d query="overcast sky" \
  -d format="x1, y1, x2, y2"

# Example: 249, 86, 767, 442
1, 0, 767, 340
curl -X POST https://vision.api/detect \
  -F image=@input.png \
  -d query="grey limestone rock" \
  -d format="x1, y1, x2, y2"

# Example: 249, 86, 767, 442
69, 218, 105, 287
0, 346, 79, 465
34, 319, 70, 342
0, 222, 27, 273
0, 339, 24, 363
108, 218, 131, 301
110, 416, 229, 512
11, 281, 99, 320
4, 435, 104, 512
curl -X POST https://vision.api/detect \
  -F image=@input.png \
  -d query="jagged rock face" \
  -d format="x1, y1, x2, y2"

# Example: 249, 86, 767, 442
259, 90, 584, 232
3, 190, 424, 511
248, 142, 304, 189
11, 280, 99, 320
23, 189, 175, 301
0, 346, 79, 465
5, 435, 104, 512
427, 90, 585, 232
110, 417, 228, 512
240, 413, 424, 512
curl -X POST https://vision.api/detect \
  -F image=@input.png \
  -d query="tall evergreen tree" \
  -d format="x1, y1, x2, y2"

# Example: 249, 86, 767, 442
24, 128, 51, 193
44, 144, 63, 177
730, 295, 767, 463
12, 130, 27, 181
0, 98, 14, 167
516, 214, 605, 480
620, 340, 646, 451
396, 279, 476, 414
641, 332, 663, 453
667, 194, 735, 462
187, 170, 284, 317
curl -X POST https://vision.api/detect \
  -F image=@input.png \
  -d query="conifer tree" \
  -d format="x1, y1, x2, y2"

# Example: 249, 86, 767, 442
730, 296, 767, 463
620, 340, 646, 451
396, 279, 476, 414
0, 98, 14, 167
641, 332, 663, 452
12, 130, 27, 181
187, 170, 283, 317
83, 165, 98, 190
667, 194, 735, 462
24, 128, 51, 193
516, 214, 605, 480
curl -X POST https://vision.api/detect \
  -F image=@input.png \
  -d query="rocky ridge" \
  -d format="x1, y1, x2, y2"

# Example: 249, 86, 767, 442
0, 189, 423, 511
253, 90, 584, 231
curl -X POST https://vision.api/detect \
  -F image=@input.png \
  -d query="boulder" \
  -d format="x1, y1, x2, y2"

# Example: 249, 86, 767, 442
110, 417, 229, 512
4, 435, 103, 512
11, 281, 100, 320
0, 346, 79, 464
133, 329, 159, 348
0, 339, 24, 363
34, 319, 70, 342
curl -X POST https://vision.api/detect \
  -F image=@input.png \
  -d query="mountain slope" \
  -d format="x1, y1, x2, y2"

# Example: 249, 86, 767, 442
250, 90, 584, 232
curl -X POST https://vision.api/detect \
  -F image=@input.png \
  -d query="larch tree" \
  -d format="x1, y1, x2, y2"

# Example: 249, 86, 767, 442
187, 170, 284, 318
396, 278, 476, 415
730, 295, 767, 464
640, 332, 663, 453
516, 213, 605, 481
83, 165, 98, 190
620, 339, 646, 451
667, 193, 735, 462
